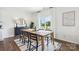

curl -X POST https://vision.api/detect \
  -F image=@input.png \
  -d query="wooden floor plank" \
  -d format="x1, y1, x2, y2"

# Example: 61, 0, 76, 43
0, 37, 79, 51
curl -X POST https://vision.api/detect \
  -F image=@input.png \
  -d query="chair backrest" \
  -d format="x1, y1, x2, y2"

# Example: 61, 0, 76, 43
30, 33, 37, 40
22, 31, 28, 37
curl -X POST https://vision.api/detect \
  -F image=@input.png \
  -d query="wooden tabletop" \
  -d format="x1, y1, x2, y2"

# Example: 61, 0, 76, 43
21, 29, 53, 36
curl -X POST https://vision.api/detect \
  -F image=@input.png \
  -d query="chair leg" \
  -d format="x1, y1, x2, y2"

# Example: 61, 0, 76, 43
47, 37, 49, 46
19, 35, 22, 41
23, 39, 26, 45
36, 39, 38, 51
27, 38, 29, 49
22, 35, 24, 43
29, 40, 31, 51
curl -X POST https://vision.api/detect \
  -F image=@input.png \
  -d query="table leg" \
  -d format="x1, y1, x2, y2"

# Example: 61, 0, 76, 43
51, 33, 54, 45
28, 33, 31, 51
26, 33, 30, 50
41, 36, 44, 51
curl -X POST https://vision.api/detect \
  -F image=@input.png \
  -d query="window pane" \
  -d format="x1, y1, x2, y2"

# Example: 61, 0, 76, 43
39, 16, 51, 30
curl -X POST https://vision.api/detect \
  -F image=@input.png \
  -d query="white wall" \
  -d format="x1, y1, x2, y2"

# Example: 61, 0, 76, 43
55, 7, 79, 44
32, 8, 56, 32
0, 7, 33, 38
33, 7, 79, 44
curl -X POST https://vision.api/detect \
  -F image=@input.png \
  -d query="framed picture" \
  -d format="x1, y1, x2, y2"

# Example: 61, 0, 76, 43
63, 11, 75, 26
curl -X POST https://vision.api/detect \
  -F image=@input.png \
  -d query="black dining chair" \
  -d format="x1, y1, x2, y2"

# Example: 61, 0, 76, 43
29, 33, 41, 51
19, 30, 28, 45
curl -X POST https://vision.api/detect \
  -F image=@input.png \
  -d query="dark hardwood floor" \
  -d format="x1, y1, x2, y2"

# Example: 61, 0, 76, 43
55, 39, 79, 51
0, 37, 20, 51
0, 41, 5, 51
0, 37, 79, 51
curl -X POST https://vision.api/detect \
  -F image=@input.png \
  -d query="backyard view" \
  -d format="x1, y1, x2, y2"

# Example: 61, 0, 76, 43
41, 21, 51, 30
40, 16, 51, 30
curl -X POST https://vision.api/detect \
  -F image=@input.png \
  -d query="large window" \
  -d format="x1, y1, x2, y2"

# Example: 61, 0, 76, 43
39, 16, 51, 30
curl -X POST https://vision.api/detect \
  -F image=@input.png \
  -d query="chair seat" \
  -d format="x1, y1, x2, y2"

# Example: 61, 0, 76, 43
29, 39, 41, 51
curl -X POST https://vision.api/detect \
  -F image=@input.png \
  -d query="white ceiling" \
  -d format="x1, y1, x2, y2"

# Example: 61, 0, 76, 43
23, 7, 44, 12
0, 7, 45, 13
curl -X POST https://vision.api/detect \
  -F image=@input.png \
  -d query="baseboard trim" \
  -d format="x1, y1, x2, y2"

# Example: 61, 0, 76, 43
4, 36, 15, 40
55, 38, 79, 46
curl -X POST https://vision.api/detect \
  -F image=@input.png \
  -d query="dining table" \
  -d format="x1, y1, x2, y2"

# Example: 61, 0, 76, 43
21, 29, 54, 51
